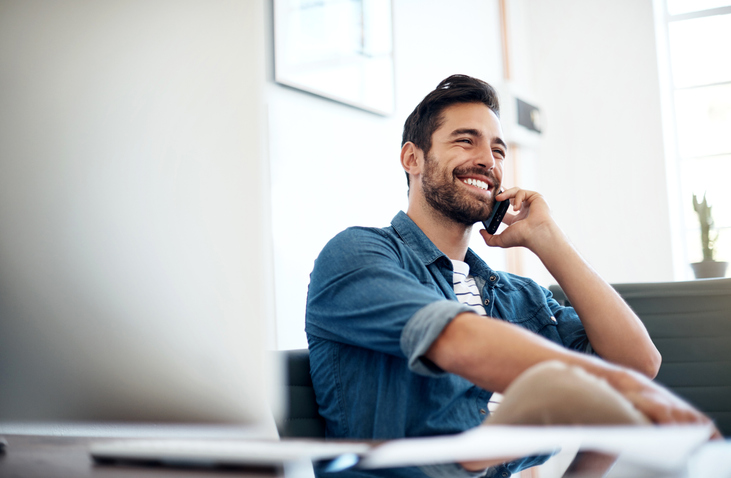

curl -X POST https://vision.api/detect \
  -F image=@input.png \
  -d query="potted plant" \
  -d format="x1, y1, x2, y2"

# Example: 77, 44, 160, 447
691, 193, 728, 279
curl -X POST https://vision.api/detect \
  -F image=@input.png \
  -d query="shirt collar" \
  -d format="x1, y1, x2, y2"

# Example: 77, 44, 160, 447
390, 211, 495, 278
391, 211, 445, 266
465, 247, 493, 279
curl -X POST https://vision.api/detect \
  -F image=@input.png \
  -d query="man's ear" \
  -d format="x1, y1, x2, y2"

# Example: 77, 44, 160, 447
400, 142, 423, 178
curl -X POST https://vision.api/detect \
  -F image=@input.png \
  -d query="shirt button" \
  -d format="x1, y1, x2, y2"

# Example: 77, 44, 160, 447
550, 316, 557, 323
484, 299, 490, 305
489, 275, 497, 281
480, 409, 487, 415
502, 472, 510, 477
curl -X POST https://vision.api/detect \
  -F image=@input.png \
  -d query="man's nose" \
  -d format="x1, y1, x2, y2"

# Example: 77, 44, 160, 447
473, 146, 495, 170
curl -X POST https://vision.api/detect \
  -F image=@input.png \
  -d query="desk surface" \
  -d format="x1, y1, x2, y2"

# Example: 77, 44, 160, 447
3, 432, 730, 478
0, 434, 285, 478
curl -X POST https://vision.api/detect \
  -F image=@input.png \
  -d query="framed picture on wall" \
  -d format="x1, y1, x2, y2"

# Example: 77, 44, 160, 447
273, 0, 395, 116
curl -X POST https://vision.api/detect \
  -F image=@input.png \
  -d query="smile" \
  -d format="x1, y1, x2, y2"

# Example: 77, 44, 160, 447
460, 177, 490, 191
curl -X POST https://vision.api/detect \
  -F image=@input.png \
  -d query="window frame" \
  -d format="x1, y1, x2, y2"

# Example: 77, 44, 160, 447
654, 0, 731, 279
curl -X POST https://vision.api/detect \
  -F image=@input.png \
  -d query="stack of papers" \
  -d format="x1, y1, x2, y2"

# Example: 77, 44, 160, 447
359, 425, 714, 472
90, 424, 715, 473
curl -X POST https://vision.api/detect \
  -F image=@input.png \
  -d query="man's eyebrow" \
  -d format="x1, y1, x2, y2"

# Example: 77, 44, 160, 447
450, 128, 482, 137
451, 129, 508, 150
493, 137, 508, 151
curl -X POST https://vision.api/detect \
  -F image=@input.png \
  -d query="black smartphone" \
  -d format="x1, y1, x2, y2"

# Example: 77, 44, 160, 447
482, 195, 510, 234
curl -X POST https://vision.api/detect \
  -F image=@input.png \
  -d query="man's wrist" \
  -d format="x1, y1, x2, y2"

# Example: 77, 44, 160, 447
525, 222, 570, 260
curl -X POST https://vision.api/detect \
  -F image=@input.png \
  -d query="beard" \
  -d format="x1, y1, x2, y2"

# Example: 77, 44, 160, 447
421, 152, 499, 226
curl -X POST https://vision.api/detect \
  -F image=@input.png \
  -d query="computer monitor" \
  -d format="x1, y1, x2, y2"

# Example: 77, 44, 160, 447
0, 1, 280, 432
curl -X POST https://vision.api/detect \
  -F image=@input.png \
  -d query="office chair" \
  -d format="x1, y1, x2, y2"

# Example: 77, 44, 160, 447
278, 349, 327, 438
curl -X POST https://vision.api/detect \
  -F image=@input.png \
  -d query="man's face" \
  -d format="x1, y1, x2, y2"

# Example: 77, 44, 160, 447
420, 102, 506, 226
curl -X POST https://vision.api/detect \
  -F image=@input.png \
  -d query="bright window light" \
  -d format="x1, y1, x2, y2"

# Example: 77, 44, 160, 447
666, 0, 731, 15
674, 83, 731, 158
668, 14, 731, 88
661, 1, 731, 273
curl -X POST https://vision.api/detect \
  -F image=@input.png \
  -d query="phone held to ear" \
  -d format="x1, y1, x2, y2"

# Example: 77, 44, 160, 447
482, 195, 510, 234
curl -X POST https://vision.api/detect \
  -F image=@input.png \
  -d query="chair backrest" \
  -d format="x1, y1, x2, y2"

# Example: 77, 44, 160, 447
549, 278, 731, 436
277, 349, 326, 438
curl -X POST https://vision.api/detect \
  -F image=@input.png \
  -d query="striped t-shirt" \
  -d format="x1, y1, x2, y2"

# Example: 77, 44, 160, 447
452, 260, 503, 408
451, 259, 487, 317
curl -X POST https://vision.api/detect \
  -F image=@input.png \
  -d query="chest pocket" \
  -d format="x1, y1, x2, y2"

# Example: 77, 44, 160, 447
493, 289, 559, 339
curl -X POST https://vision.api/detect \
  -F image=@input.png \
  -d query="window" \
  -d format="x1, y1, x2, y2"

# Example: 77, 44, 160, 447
658, 1, 731, 272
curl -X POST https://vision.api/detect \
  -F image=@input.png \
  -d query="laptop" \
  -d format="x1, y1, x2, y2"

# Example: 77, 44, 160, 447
0, 0, 288, 465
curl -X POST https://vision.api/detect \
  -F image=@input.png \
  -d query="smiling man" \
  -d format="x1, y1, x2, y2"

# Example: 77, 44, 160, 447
305, 75, 717, 478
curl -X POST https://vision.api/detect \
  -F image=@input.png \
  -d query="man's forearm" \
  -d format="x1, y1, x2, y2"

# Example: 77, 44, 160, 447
527, 224, 661, 378
426, 312, 719, 436
426, 312, 625, 393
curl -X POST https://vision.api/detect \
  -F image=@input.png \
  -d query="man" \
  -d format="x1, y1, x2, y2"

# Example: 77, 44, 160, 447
305, 75, 717, 477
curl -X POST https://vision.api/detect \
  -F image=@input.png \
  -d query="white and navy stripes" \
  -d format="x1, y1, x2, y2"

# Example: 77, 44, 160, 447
450, 260, 487, 317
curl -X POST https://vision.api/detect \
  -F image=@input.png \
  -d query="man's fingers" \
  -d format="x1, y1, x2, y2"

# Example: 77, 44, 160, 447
624, 390, 716, 428
501, 212, 517, 226
480, 228, 503, 248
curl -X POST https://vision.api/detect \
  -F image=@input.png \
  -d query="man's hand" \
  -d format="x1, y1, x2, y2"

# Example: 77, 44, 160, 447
610, 367, 723, 439
454, 358, 722, 474
479, 188, 560, 253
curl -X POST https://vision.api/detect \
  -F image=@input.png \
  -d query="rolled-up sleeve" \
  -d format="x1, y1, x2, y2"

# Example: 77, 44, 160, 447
401, 300, 472, 376
306, 227, 457, 359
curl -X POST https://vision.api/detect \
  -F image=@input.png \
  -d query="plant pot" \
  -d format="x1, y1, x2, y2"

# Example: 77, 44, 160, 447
690, 260, 728, 279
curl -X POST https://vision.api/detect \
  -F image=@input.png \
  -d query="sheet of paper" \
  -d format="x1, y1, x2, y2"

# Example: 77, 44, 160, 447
685, 440, 731, 478
358, 425, 713, 471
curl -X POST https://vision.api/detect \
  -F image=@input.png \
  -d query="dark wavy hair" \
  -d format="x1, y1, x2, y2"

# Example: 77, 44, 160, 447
401, 74, 500, 187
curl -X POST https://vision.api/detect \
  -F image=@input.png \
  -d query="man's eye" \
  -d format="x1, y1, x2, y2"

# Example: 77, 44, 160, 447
457, 139, 471, 144
493, 149, 506, 158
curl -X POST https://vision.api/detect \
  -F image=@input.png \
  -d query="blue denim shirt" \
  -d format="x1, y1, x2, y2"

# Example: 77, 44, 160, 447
306, 212, 590, 477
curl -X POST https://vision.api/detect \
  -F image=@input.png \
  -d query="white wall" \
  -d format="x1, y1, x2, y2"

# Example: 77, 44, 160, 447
517, 0, 675, 286
268, 0, 510, 350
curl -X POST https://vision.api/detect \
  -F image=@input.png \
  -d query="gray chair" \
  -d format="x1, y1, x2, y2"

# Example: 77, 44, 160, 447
278, 349, 326, 438
549, 278, 731, 436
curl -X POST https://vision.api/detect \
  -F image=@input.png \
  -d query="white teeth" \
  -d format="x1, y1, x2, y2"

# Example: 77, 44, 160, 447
463, 178, 489, 191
